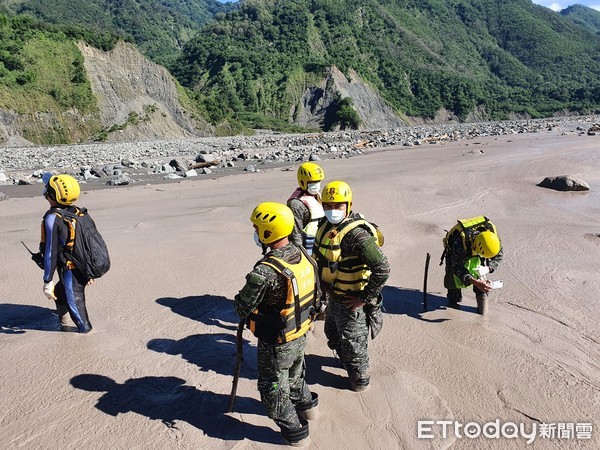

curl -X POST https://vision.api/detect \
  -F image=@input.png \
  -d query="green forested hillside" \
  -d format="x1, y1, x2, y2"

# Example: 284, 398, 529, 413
560, 4, 600, 35
0, 14, 128, 142
172, 0, 600, 126
3, 0, 600, 140
0, 0, 232, 66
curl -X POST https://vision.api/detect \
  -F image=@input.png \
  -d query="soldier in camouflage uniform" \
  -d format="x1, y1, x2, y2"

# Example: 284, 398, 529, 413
287, 162, 325, 254
443, 216, 503, 315
235, 202, 319, 447
313, 181, 390, 392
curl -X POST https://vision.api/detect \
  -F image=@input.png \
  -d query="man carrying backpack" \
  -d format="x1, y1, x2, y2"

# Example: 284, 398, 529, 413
442, 216, 503, 315
40, 174, 108, 333
313, 181, 390, 392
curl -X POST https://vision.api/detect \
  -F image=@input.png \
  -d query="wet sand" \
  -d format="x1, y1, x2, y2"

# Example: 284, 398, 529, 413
1, 128, 598, 449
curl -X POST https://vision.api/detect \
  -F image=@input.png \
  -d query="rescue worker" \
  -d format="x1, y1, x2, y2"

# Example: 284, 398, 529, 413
234, 202, 320, 446
287, 162, 325, 254
442, 216, 503, 315
40, 173, 93, 333
313, 181, 390, 392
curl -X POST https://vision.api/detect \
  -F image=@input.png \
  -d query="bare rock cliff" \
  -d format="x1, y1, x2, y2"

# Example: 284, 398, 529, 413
293, 66, 405, 130
78, 42, 213, 141
0, 42, 214, 147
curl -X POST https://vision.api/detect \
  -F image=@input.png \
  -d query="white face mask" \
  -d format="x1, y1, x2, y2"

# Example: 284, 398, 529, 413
253, 230, 263, 247
324, 209, 346, 224
307, 182, 321, 195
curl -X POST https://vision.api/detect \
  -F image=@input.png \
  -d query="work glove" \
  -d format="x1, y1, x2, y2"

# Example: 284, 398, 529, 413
474, 265, 490, 278
43, 281, 57, 301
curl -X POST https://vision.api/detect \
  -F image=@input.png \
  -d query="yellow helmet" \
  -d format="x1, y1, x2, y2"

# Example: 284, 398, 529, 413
321, 180, 352, 212
297, 162, 325, 190
251, 202, 294, 244
473, 231, 501, 258
46, 174, 80, 206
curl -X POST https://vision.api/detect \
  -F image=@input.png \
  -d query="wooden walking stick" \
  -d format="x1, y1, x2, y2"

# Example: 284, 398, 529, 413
423, 252, 431, 312
227, 319, 245, 413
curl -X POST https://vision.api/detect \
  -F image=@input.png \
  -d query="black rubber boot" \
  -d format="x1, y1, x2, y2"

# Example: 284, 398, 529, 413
282, 419, 310, 447
296, 392, 319, 420
350, 376, 370, 392
476, 293, 488, 316
447, 289, 462, 307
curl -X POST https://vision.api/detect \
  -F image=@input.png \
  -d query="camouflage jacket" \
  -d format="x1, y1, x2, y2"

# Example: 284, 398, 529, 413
287, 197, 310, 248
234, 243, 302, 320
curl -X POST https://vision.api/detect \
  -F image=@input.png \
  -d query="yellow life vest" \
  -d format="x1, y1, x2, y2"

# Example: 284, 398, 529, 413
288, 188, 325, 251
247, 251, 318, 344
314, 216, 384, 297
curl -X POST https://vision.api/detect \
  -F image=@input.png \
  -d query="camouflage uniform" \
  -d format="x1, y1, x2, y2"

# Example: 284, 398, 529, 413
444, 232, 504, 303
234, 243, 313, 432
287, 197, 310, 249
316, 214, 390, 383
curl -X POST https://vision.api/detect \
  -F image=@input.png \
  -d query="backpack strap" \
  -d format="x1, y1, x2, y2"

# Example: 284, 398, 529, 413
439, 247, 447, 266
53, 207, 81, 252
463, 227, 475, 256
262, 257, 302, 332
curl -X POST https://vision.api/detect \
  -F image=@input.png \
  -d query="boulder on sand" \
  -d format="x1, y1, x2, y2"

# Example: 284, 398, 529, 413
537, 175, 590, 191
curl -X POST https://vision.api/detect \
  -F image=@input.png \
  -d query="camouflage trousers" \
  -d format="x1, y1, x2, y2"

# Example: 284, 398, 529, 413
257, 333, 312, 431
324, 297, 369, 380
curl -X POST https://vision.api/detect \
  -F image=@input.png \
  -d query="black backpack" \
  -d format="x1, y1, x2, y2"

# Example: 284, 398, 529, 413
55, 207, 111, 279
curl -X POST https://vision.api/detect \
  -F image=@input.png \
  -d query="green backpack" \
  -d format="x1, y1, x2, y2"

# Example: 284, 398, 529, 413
442, 215, 497, 259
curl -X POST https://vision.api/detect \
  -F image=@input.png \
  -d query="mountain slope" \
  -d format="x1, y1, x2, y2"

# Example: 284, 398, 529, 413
172, 0, 600, 126
560, 4, 600, 35
0, 0, 233, 66
0, 14, 212, 145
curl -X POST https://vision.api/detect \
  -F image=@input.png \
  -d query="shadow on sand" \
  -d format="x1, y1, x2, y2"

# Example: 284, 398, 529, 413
382, 286, 477, 319
153, 294, 257, 379
71, 374, 278, 444
156, 295, 238, 331
304, 353, 348, 390
148, 332, 257, 380
0, 303, 59, 334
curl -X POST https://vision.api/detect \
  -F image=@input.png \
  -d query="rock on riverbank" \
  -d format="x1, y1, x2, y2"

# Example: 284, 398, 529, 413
1, 116, 598, 187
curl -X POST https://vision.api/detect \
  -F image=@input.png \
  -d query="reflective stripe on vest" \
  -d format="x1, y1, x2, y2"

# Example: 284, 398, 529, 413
314, 217, 379, 296
288, 188, 324, 251
248, 251, 317, 344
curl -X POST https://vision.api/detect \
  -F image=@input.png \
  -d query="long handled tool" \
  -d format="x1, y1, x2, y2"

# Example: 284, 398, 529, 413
227, 319, 245, 413
423, 252, 431, 312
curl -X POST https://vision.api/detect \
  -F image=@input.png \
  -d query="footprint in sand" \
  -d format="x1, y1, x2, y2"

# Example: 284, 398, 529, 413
123, 222, 148, 233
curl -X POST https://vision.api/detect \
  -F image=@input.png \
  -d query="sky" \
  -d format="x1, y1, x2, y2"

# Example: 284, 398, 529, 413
532, 0, 600, 11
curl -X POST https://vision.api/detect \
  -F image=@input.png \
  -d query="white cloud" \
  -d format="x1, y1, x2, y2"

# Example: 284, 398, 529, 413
533, 0, 600, 10
531, 1, 564, 10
